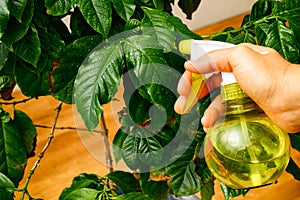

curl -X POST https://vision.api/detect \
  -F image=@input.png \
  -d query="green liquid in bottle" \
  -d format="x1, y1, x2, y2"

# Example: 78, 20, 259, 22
204, 82, 290, 189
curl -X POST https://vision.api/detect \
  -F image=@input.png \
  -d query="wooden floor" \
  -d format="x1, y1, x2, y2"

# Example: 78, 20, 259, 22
11, 13, 300, 200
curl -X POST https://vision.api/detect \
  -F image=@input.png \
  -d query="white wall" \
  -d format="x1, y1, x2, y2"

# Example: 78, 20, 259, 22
172, 0, 257, 31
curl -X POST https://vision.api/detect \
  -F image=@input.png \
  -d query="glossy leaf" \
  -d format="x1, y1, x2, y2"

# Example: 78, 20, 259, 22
140, 173, 169, 200
60, 188, 100, 200
10, 0, 28, 22
70, 8, 98, 39
14, 59, 50, 97
126, 89, 151, 124
0, 172, 15, 200
228, 32, 256, 44
115, 192, 153, 200
45, 0, 74, 16
0, 42, 9, 70
111, 0, 136, 21
178, 0, 201, 19
167, 15, 202, 41
1, 0, 34, 50
201, 182, 214, 200
13, 110, 37, 157
13, 24, 41, 67
112, 128, 128, 163
255, 22, 269, 45
141, 7, 175, 52
0, 108, 27, 186
0, 76, 10, 92
249, 0, 273, 21
277, 5, 300, 44
121, 132, 141, 170
153, 0, 164, 10
264, 20, 300, 63
286, 158, 300, 181
289, 133, 300, 152
167, 161, 201, 196
77, 0, 112, 38
52, 35, 102, 104
0, 0, 10, 38
74, 40, 123, 131
124, 35, 179, 109
59, 173, 115, 200
167, 141, 201, 196
106, 171, 141, 194
135, 127, 163, 166
220, 183, 249, 200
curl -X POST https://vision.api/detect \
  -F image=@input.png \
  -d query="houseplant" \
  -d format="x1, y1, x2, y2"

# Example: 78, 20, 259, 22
0, 0, 300, 199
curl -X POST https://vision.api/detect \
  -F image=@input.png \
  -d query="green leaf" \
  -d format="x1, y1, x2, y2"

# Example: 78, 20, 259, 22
112, 128, 128, 163
167, 141, 201, 196
277, 3, 300, 44
10, 0, 28, 22
52, 35, 102, 104
140, 173, 169, 200
286, 157, 300, 181
220, 183, 249, 200
0, 41, 9, 69
264, 20, 300, 63
45, 0, 74, 16
0, 172, 16, 200
0, 76, 10, 92
255, 22, 270, 45
228, 32, 256, 45
121, 133, 141, 170
106, 171, 141, 194
112, 0, 136, 21
126, 89, 151, 124
115, 192, 153, 200
70, 8, 98, 39
60, 173, 107, 200
167, 161, 201, 196
0, 108, 27, 186
136, 127, 163, 166
141, 7, 175, 52
167, 15, 202, 41
289, 133, 300, 152
249, 0, 274, 21
153, 0, 164, 10
13, 23, 41, 67
60, 188, 100, 200
178, 0, 201, 19
14, 59, 50, 97
13, 110, 36, 157
201, 182, 215, 200
77, 0, 112, 38
0, 0, 10, 38
74, 40, 123, 131
124, 35, 178, 109
1, 0, 34, 50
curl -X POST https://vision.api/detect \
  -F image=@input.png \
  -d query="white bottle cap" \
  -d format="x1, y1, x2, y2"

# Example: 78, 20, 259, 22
221, 72, 237, 86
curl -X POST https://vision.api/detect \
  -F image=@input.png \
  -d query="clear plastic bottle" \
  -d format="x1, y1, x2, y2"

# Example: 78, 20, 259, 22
204, 73, 291, 189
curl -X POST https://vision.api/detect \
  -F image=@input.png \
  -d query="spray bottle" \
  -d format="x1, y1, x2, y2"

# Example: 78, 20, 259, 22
183, 40, 290, 189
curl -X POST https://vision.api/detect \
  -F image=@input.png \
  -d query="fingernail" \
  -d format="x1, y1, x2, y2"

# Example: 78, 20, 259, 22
174, 96, 187, 114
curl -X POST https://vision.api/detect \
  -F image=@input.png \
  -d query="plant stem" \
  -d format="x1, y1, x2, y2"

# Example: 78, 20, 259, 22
0, 97, 33, 105
35, 124, 105, 134
20, 102, 63, 200
100, 111, 113, 174
201, 15, 278, 39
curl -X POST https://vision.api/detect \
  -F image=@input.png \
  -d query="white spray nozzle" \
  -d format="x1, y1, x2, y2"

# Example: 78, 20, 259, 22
191, 40, 235, 80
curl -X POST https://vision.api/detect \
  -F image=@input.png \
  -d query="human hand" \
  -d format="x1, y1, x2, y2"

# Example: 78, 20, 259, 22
174, 43, 300, 133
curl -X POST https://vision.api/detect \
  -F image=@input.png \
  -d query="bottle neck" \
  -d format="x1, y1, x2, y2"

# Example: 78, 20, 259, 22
221, 83, 259, 115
